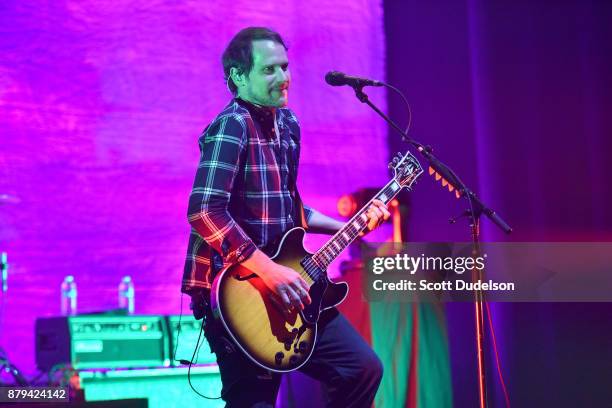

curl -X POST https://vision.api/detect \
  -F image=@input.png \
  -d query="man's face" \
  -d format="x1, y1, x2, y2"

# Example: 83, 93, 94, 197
236, 39, 290, 108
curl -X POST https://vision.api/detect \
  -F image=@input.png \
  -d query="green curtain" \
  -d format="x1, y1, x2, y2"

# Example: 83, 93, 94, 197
371, 301, 452, 408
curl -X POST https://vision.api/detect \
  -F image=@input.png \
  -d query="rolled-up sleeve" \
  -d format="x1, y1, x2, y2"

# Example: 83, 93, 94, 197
187, 114, 257, 266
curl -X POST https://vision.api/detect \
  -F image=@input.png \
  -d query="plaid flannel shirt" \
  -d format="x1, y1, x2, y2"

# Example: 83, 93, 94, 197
182, 98, 312, 294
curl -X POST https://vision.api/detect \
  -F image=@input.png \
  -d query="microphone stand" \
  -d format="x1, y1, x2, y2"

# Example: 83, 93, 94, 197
352, 85, 512, 408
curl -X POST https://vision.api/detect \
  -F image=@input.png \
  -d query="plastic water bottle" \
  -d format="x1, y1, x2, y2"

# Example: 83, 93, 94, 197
60, 275, 77, 316
1, 252, 8, 293
118, 276, 135, 314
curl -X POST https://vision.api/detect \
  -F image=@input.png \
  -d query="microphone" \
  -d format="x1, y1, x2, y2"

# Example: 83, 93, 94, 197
325, 71, 383, 88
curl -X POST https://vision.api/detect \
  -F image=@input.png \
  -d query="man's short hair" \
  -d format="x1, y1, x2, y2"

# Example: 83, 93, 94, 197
222, 27, 288, 95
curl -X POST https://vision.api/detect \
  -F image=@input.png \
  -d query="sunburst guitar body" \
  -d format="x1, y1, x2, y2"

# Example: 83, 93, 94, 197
210, 151, 423, 372
211, 227, 347, 372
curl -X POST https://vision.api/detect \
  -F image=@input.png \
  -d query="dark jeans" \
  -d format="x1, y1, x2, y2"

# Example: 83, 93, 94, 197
202, 307, 383, 408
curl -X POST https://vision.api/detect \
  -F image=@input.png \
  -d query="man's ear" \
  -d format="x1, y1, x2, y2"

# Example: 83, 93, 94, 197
230, 67, 245, 88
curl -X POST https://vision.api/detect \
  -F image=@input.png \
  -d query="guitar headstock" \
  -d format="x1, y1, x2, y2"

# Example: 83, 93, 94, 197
389, 151, 423, 189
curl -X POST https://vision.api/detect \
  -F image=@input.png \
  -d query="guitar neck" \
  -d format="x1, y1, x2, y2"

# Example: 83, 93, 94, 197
311, 179, 404, 270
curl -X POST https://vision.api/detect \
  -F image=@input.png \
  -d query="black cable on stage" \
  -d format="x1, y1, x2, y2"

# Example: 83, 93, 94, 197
485, 302, 511, 408
185, 317, 222, 400
173, 292, 221, 400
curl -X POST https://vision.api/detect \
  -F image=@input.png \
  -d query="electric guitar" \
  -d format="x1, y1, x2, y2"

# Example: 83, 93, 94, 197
210, 151, 423, 372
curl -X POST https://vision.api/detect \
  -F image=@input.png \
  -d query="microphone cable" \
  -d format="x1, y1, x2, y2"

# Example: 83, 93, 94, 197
380, 82, 413, 136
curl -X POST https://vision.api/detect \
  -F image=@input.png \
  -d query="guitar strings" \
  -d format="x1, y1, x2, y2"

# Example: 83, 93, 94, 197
299, 176, 413, 284
313, 182, 398, 267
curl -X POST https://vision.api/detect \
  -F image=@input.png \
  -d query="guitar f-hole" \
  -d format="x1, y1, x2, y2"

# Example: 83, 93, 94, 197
234, 273, 257, 281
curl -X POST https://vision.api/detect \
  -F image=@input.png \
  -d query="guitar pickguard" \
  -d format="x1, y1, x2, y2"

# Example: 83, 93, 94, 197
301, 277, 327, 324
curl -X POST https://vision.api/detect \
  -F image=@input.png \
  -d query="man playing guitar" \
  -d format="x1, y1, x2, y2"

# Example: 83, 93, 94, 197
181, 27, 389, 407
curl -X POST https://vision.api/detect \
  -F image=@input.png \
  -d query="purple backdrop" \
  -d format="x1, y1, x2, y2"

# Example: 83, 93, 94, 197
385, 0, 612, 406
3, 0, 610, 405
0, 1, 388, 375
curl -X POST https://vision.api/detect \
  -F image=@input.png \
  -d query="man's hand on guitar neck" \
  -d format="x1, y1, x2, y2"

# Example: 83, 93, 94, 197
241, 249, 312, 315
361, 199, 391, 237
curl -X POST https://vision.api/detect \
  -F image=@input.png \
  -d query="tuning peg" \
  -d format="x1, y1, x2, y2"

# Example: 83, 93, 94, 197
389, 156, 400, 167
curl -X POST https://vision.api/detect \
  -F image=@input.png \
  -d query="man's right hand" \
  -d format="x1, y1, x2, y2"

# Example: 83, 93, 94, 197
258, 262, 311, 311
241, 249, 312, 312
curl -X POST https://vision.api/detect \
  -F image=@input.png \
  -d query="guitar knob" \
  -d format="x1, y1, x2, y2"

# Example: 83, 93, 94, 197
284, 341, 292, 351
298, 341, 309, 352
289, 355, 298, 365
275, 352, 284, 365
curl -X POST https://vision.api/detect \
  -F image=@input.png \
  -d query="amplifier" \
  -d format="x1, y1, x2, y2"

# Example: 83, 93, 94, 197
166, 314, 216, 366
36, 315, 170, 370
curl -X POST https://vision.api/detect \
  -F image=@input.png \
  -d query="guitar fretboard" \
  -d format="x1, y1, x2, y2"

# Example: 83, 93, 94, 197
310, 179, 403, 270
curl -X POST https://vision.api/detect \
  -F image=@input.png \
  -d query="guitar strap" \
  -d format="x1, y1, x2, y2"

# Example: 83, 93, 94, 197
286, 127, 308, 230
292, 178, 308, 230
